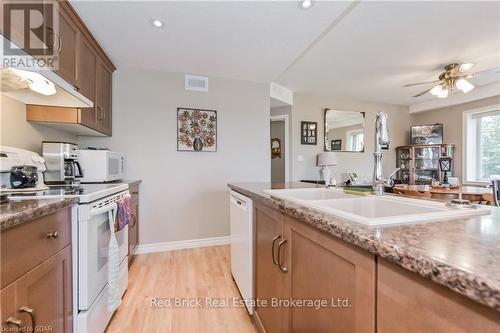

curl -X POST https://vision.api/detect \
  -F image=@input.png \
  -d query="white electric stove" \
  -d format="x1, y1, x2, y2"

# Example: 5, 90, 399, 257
10, 182, 130, 333
8, 183, 128, 203
2, 147, 129, 333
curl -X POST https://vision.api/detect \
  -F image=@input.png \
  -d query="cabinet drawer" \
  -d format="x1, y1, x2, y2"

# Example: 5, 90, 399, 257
1, 207, 72, 288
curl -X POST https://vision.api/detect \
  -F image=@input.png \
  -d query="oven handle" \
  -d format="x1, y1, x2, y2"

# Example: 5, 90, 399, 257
90, 202, 117, 217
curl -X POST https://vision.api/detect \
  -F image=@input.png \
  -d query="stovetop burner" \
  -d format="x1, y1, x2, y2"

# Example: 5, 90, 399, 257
6, 182, 129, 204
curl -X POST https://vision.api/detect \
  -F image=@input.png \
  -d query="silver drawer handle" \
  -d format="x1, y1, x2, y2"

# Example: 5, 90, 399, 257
6, 317, 22, 327
20, 306, 35, 332
277, 239, 288, 273
271, 235, 280, 265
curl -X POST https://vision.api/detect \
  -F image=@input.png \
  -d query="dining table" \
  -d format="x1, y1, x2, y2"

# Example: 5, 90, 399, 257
393, 184, 494, 203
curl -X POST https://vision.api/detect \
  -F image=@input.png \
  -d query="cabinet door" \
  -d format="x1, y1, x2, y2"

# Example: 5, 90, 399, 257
378, 258, 500, 333
255, 203, 287, 333
283, 216, 376, 333
128, 201, 139, 259
1, 284, 19, 331
56, 7, 78, 87
77, 35, 97, 129
15, 246, 73, 333
95, 59, 112, 136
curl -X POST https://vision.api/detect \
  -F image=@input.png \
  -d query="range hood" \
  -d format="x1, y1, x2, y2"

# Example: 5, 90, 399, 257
0, 34, 93, 108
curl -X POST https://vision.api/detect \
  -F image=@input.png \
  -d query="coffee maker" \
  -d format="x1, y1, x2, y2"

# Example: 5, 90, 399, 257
42, 141, 84, 184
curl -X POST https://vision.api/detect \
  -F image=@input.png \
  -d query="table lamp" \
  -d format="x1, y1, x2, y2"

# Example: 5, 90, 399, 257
439, 156, 452, 186
317, 152, 338, 187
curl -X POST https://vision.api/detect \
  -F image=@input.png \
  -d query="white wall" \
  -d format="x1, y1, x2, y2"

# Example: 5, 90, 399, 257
0, 96, 77, 153
291, 92, 410, 183
78, 68, 270, 245
410, 95, 500, 180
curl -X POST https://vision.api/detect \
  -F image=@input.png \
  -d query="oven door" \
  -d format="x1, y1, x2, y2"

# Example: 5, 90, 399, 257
78, 202, 128, 310
106, 152, 124, 182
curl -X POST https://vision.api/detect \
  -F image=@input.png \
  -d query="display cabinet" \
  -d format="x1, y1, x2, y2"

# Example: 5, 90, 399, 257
395, 144, 455, 185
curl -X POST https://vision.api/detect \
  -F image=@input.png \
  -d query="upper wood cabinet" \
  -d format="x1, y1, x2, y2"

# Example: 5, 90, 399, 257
25, 1, 116, 137
77, 35, 98, 130
56, 6, 78, 87
96, 59, 113, 136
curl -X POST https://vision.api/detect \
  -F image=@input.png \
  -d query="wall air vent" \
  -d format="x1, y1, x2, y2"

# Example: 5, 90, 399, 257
185, 74, 208, 92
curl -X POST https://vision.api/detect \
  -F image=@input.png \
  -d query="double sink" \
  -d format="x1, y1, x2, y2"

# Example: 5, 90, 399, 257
264, 187, 491, 226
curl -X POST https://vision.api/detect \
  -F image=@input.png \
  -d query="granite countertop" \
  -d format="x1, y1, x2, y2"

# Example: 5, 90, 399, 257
0, 197, 79, 231
228, 182, 500, 312
117, 179, 142, 186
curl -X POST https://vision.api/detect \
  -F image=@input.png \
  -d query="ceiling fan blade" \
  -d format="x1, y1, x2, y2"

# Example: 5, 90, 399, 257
469, 67, 500, 76
413, 87, 433, 98
403, 80, 441, 87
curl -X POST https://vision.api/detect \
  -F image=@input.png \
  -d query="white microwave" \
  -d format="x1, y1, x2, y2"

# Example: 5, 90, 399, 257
77, 149, 124, 182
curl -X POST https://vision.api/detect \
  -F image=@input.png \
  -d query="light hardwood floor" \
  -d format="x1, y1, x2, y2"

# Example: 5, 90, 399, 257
105, 246, 256, 333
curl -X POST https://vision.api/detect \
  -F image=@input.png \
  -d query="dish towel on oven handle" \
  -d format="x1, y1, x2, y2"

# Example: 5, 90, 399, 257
115, 194, 131, 231
107, 204, 122, 312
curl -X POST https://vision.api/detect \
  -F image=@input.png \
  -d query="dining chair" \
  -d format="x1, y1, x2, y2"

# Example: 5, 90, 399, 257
491, 180, 500, 206
393, 188, 432, 199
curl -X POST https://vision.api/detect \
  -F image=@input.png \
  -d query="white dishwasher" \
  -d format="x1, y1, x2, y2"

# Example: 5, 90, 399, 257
229, 190, 254, 315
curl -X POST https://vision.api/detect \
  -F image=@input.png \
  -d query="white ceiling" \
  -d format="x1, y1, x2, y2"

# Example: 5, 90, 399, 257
70, 0, 352, 83
70, 1, 500, 107
277, 1, 500, 106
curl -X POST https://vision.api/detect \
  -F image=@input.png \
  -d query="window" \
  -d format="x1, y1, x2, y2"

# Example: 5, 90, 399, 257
464, 107, 500, 183
346, 129, 364, 152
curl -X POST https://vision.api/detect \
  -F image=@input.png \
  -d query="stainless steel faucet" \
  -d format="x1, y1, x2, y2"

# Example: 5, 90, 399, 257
373, 112, 399, 196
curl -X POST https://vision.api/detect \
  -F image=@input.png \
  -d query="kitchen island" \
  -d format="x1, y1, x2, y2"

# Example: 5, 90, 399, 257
228, 182, 500, 333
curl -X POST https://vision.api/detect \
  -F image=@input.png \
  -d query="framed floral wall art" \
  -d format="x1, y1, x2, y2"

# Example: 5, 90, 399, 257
177, 108, 217, 152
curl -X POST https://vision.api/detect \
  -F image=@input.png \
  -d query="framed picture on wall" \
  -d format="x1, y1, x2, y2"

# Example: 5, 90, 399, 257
410, 124, 443, 145
301, 121, 317, 145
177, 108, 217, 152
331, 139, 342, 151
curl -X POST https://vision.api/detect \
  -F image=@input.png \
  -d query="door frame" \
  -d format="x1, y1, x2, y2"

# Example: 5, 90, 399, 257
271, 114, 290, 182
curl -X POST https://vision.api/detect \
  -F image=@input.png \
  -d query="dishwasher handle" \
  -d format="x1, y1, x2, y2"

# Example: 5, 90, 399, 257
231, 194, 248, 211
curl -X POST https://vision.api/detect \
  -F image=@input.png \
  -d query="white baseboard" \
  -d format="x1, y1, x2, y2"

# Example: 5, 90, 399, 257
135, 236, 230, 255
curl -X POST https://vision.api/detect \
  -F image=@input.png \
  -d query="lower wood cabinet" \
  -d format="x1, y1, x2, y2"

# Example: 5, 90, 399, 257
253, 201, 500, 333
282, 216, 376, 333
1, 208, 73, 332
254, 202, 376, 333
255, 203, 287, 333
377, 258, 500, 333
128, 182, 140, 265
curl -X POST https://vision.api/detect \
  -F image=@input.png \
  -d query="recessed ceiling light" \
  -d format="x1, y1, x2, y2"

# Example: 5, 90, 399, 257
151, 19, 163, 28
299, 0, 314, 9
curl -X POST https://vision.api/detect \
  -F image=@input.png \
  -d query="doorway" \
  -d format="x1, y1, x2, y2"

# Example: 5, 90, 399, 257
270, 114, 290, 183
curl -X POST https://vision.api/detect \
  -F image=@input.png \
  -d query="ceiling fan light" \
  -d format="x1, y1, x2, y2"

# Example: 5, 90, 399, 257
456, 78, 474, 93
459, 63, 474, 72
437, 88, 449, 98
430, 84, 443, 96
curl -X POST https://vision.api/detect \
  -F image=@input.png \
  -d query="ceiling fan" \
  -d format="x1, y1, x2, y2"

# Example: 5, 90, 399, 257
404, 63, 500, 98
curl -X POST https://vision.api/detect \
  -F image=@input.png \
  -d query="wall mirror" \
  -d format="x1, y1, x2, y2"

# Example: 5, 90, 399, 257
324, 109, 365, 152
